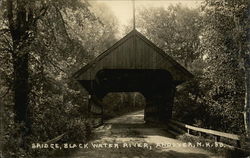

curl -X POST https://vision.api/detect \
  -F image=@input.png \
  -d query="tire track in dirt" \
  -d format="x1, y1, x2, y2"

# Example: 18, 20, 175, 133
71, 110, 222, 158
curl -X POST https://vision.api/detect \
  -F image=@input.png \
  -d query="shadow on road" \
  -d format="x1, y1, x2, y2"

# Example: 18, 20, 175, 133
72, 146, 211, 158
70, 110, 219, 158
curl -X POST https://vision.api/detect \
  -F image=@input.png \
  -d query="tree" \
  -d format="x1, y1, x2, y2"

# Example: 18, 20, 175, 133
200, 0, 248, 134
126, 4, 206, 125
135, 5, 202, 68
1, 0, 48, 137
131, 2, 248, 134
0, 0, 119, 156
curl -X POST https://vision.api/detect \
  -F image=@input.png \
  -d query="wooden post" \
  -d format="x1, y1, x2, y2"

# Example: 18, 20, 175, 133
133, 93, 136, 107
215, 136, 220, 142
90, 94, 105, 125
87, 95, 91, 117
237, 140, 241, 148
101, 103, 104, 124
199, 132, 202, 137
120, 93, 124, 110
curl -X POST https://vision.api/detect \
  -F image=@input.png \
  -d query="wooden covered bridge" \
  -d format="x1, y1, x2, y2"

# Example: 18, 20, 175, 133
73, 29, 193, 123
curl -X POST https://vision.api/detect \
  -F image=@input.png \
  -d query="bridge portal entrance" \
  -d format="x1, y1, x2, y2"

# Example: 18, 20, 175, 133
73, 29, 193, 123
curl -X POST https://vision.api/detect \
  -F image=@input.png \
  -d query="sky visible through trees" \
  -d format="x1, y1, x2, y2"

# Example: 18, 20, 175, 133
91, 0, 202, 35
0, 0, 249, 157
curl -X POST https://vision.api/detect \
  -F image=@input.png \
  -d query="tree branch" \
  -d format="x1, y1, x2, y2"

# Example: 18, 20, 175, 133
1, 86, 12, 98
6, 0, 14, 32
52, 5, 72, 42
46, 57, 67, 74
0, 36, 13, 52
34, 6, 49, 22
0, 29, 10, 36
0, 48, 12, 53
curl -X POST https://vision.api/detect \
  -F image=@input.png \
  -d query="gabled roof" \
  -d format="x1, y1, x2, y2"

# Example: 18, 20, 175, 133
72, 29, 193, 82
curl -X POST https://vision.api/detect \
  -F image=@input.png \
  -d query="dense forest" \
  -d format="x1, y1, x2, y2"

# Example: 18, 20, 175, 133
132, 1, 249, 135
0, 0, 249, 157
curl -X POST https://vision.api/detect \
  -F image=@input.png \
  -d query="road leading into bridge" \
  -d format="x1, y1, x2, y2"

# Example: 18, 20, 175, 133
71, 110, 222, 158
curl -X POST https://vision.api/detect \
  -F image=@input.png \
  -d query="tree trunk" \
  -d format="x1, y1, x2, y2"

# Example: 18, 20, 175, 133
244, 59, 250, 138
13, 53, 30, 133
244, 5, 250, 138
7, 0, 33, 134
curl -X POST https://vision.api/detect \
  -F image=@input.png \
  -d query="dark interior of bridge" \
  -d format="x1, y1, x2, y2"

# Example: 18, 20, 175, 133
78, 69, 176, 123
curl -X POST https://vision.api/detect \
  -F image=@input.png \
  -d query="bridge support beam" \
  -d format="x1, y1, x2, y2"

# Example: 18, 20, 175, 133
143, 87, 176, 124
88, 90, 106, 124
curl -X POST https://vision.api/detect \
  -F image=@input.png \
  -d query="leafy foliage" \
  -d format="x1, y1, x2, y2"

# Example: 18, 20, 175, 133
135, 5, 202, 68
103, 93, 145, 119
0, 0, 119, 157
197, 0, 248, 134
134, 2, 248, 134
0, 0, 249, 157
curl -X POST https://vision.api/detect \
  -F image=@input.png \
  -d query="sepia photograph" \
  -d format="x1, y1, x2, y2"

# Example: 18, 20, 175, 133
0, 0, 249, 157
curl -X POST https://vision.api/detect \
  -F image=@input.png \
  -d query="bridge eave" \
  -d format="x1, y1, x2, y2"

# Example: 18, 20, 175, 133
72, 29, 194, 84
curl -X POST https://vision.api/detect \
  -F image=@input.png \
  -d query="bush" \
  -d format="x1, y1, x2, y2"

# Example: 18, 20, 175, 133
64, 118, 91, 143
2, 77, 93, 158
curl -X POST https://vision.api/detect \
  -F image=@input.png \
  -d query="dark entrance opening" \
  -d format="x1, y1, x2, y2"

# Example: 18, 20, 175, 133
102, 92, 145, 120
79, 69, 176, 123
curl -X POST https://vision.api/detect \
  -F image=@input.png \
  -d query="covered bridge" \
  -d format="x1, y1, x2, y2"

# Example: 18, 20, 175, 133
73, 29, 193, 123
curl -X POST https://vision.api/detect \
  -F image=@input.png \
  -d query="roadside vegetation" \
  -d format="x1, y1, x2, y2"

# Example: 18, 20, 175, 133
0, 0, 249, 157
132, 0, 248, 135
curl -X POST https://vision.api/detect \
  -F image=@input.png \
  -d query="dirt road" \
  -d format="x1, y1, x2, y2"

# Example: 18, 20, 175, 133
71, 110, 222, 158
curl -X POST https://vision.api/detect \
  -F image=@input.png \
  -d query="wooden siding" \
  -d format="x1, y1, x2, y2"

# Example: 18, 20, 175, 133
73, 30, 193, 83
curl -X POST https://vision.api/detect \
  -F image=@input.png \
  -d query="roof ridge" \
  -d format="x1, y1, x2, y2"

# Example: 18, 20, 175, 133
72, 29, 193, 80
72, 30, 137, 78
